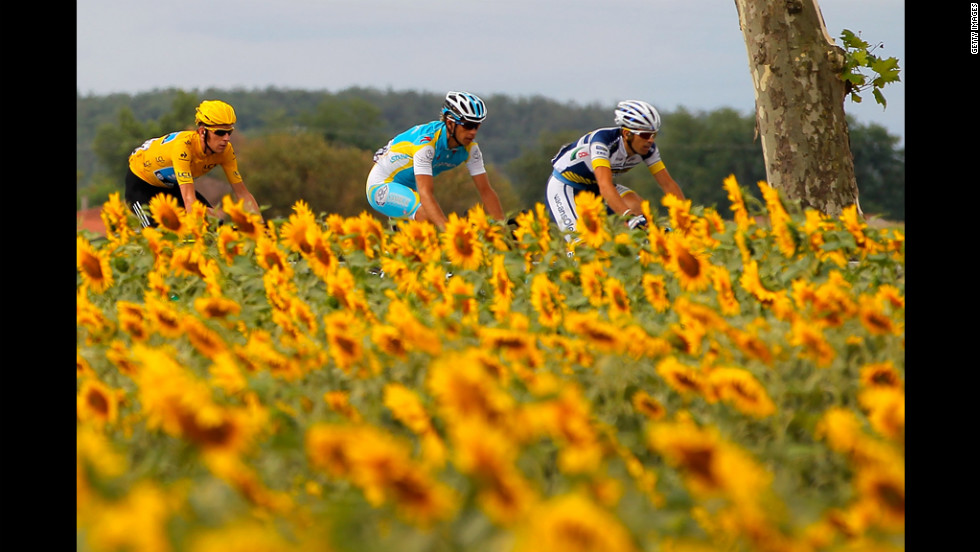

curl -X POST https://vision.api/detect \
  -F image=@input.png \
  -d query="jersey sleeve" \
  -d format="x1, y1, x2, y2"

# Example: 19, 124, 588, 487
644, 144, 666, 175
589, 139, 612, 171
465, 143, 487, 176
413, 143, 436, 176
219, 144, 244, 185
173, 135, 196, 188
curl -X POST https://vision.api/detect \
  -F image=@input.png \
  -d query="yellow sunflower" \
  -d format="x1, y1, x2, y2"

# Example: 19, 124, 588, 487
221, 195, 264, 240
322, 391, 362, 423
858, 386, 905, 441
854, 462, 905, 532
860, 361, 903, 389
858, 294, 900, 336
99, 192, 137, 246
656, 356, 709, 399
710, 265, 740, 316
564, 311, 623, 353
662, 193, 695, 235
530, 273, 565, 330
513, 492, 639, 552
279, 200, 320, 256
787, 318, 836, 367
147, 193, 187, 236
77, 378, 120, 427
574, 191, 611, 248
631, 390, 666, 420
758, 181, 796, 257
708, 367, 777, 418
641, 273, 671, 313
722, 174, 753, 230
182, 317, 229, 359
442, 212, 484, 270
77, 235, 114, 293
579, 260, 607, 307
383, 383, 434, 435
489, 254, 514, 320
604, 277, 632, 320
666, 233, 711, 292
449, 418, 538, 525
323, 310, 366, 373
194, 296, 241, 322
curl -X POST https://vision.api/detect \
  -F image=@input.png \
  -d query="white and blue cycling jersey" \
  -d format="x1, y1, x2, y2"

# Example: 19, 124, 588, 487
366, 120, 486, 219
545, 127, 666, 234
549, 127, 664, 192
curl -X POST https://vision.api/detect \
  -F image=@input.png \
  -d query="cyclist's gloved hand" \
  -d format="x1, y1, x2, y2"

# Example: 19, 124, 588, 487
628, 214, 648, 230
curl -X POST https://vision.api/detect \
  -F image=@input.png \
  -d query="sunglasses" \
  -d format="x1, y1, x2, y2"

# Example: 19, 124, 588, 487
626, 129, 657, 140
208, 128, 234, 136
456, 120, 481, 130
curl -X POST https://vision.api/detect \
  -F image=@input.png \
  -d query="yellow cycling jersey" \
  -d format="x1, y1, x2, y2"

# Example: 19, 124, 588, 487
128, 130, 243, 189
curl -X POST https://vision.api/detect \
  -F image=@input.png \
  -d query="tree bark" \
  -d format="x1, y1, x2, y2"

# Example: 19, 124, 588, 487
734, 0, 861, 218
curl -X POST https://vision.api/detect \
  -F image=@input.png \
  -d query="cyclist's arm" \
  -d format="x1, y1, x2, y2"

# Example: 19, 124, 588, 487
416, 173, 448, 231
594, 164, 632, 216
173, 152, 209, 214
229, 180, 262, 219
651, 164, 686, 201
471, 172, 505, 221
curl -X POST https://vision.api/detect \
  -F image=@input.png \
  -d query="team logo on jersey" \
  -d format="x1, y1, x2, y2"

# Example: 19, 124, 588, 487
570, 146, 588, 161
420, 135, 433, 143
421, 148, 435, 163
180, 152, 188, 160
389, 153, 410, 164
373, 184, 389, 206
594, 144, 610, 156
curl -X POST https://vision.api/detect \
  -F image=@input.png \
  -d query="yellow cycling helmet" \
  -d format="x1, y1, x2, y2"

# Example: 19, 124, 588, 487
195, 100, 237, 127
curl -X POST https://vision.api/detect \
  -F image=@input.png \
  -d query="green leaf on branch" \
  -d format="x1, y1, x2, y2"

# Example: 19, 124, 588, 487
837, 29, 902, 108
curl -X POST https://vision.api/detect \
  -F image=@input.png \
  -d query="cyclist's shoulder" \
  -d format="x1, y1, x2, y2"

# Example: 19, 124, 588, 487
395, 120, 443, 143
588, 127, 622, 144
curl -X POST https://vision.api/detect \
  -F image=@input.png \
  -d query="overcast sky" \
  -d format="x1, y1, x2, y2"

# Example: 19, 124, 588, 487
77, 0, 905, 145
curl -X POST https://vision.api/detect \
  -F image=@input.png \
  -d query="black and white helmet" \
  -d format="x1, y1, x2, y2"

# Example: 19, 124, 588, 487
614, 100, 662, 132
442, 91, 487, 124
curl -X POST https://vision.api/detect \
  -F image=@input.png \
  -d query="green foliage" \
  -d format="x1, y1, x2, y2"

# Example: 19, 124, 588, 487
77, 87, 906, 222
651, 107, 768, 213
306, 96, 389, 150
505, 129, 582, 209
847, 120, 905, 219
77, 173, 122, 211
235, 131, 376, 219
839, 29, 902, 107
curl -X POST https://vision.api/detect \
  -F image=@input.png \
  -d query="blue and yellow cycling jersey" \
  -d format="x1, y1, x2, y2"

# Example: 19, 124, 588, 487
128, 130, 243, 189
550, 127, 665, 191
372, 120, 486, 190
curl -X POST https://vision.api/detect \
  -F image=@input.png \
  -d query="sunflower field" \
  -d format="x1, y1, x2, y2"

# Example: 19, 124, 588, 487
76, 175, 905, 552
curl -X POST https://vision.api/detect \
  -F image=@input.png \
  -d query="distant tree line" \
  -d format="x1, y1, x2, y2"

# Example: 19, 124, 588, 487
77, 86, 904, 221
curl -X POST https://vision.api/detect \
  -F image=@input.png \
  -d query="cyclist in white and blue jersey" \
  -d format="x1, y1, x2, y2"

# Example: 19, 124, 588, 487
366, 91, 505, 231
545, 100, 686, 234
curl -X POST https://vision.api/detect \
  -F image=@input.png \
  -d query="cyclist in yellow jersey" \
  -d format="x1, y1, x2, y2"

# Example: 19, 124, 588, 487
125, 100, 262, 228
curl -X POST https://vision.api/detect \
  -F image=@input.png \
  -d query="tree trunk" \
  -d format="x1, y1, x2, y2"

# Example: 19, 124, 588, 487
734, 0, 861, 218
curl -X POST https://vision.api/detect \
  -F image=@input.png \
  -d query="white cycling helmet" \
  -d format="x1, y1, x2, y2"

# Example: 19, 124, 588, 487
442, 91, 487, 124
614, 100, 661, 132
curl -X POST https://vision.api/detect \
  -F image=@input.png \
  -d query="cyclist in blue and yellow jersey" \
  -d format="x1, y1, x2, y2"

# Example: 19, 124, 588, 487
545, 99, 686, 234
366, 91, 505, 231
126, 100, 263, 228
